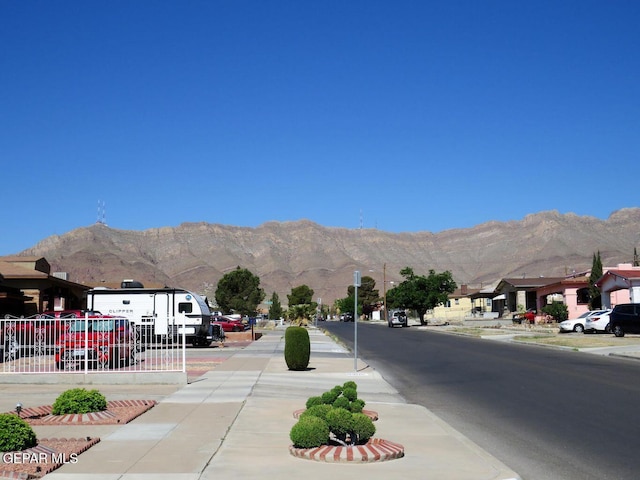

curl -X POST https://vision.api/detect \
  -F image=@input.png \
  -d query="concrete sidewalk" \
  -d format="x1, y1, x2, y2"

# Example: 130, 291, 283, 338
2, 328, 520, 480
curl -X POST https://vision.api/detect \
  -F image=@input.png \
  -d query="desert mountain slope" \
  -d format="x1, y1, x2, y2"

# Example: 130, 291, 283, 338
19, 208, 640, 304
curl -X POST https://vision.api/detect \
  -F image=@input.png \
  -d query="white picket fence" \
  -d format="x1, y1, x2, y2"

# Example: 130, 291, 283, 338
0, 315, 187, 375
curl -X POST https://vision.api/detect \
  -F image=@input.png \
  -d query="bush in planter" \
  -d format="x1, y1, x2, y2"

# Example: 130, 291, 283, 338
290, 381, 376, 448
284, 326, 310, 371
300, 404, 333, 422
0, 414, 37, 452
351, 413, 376, 444
290, 415, 330, 448
52, 388, 107, 415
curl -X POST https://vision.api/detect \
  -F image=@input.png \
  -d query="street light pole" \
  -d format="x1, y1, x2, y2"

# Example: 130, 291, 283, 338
382, 263, 387, 323
354, 270, 360, 371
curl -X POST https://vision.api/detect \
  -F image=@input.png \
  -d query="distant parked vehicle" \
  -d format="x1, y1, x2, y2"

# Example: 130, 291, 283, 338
584, 309, 612, 333
559, 310, 609, 333
609, 304, 640, 337
388, 310, 408, 328
340, 312, 354, 322
40, 309, 104, 319
211, 316, 248, 332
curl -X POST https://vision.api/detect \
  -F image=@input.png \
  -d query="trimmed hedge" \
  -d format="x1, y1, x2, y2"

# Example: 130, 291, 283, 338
52, 388, 107, 415
284, 326, 310, 371
0, 414, 37, 452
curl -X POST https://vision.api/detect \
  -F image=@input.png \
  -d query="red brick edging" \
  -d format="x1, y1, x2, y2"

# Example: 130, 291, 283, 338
5, 400, 156, 425
289, 438, 404, 462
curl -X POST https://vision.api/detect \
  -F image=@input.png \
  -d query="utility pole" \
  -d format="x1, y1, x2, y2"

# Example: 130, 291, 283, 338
354, 270, 360, 371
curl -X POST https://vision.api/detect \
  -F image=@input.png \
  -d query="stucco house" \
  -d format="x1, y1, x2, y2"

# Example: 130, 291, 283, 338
596, 264, 640, 308
0, 256, 89, 317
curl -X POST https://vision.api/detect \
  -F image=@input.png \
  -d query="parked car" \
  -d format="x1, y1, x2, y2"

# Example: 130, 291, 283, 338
388, 310, 408, 328
559, 310, 609, 333
40, 309, 104, 319
609, 303, 640, 337
340, 312, 354, 322
54, 317, 135, 369
584, 309, 612, 333
1, 315, 75, 358
211, 316, 248, 332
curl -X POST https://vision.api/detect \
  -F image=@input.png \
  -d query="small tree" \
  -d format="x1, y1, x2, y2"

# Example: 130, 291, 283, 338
588, 251, 603, 310
268, 291, 283, 320
386, 267, 457, 325
215, 267, 265, 316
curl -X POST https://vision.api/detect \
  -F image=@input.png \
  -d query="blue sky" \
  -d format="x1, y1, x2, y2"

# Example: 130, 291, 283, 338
2, 0, 638, 255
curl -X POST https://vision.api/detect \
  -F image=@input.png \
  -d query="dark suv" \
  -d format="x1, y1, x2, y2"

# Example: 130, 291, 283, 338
609, 303, 640, 337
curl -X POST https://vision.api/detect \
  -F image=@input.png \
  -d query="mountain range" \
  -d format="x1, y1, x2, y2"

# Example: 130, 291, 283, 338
18, 208, 640, 305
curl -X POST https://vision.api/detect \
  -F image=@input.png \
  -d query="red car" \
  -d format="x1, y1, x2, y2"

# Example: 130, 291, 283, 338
211, 316, 248, 332
55, 317, 135, 369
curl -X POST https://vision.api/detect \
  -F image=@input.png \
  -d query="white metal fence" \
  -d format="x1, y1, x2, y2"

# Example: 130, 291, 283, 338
1, 315, 187, 375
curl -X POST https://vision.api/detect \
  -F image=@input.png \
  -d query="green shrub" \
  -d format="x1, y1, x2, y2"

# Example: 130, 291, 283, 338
351, 413, 376, 444
350, 398, 365, 413
284, 326, 310, 371
321, 390, 339, 404
342, 386, 357, 401
343, 380, 357, 390
326, 407, 354, 442
0, 414, 37, 452
52, 388, 107, 415
332, 396, 350, 410
305, 396, 323, 409
290, 415, 330, 448
300, 404, 333, 422
542, 302, 569, 322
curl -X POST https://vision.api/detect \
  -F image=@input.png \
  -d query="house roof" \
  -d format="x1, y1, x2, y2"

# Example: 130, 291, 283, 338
596, 269, 640, 287
498, 277, 566, 289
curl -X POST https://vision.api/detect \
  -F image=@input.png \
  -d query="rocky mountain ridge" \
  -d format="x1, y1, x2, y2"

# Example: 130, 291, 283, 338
18, 208, 640, 304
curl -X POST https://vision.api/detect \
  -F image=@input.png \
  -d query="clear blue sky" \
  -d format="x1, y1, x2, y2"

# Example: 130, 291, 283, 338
2, 0, 638, 255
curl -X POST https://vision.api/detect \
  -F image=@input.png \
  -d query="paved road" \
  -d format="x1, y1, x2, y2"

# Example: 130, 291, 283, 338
322, 321, 640, 480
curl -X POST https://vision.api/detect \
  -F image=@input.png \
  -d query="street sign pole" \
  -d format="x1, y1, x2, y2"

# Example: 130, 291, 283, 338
354, 270, 361, 371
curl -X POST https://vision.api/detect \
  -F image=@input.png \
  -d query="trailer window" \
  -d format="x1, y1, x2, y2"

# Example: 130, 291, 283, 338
178, 302, 193, 314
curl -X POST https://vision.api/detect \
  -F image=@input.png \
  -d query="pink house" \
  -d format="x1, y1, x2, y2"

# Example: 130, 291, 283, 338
534, 275, 591, 319
596, 264, 640, 308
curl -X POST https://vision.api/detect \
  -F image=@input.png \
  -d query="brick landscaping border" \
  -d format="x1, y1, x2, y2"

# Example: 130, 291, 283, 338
289, 438, 404, 463
4, 399, 156, 425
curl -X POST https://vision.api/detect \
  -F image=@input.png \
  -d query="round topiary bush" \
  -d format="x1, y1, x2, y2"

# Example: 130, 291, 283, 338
349, 398, 365, 413
325, 407, 354, 443
300, 404, 333, 422
52, 388, 107, 415
351, 413, 376, 444
332, 396, 350, 410
0, 414, 37, 452
284, 326, 310, 371
321, 390, 339, 404
305, 396, 323, 409
290, 415, 330, 448
342, 386, 357, 401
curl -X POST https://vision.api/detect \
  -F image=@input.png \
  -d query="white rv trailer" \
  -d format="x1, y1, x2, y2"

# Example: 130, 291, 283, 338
86, 281, 213, 346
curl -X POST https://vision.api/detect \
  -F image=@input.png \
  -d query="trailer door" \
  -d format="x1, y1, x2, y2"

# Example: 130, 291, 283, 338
154, 293, 169, 335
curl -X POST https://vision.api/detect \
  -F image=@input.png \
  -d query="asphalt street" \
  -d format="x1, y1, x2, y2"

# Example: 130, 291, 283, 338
322, 321, 640, 480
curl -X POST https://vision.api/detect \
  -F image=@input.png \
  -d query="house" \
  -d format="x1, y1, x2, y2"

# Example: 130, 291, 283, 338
0, 256, 89, 317
533, 274, 591, 319
494, 277, 566, 315
596, 264, 640, 308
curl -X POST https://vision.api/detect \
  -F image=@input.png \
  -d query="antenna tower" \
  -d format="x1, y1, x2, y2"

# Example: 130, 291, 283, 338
97, 200, 107, 225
